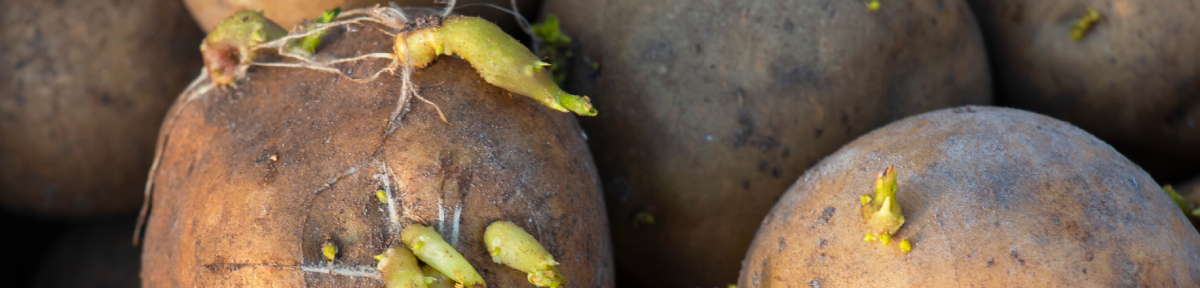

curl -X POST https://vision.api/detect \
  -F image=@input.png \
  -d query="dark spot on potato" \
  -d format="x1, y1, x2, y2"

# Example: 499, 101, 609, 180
734, 110, 755, 147
771, 167, 782, 178
809, 278, 823, 288
758, 161, 768, 171
742, 180, 750, 189
1083, 268, 1087, 274
783, 19, 794, 34
770, 57, 818, 88
814, 128, 823, 138
778, 237, 787, 251
1011, 250, 1025, 265
987, 257, 995, 267
641, 39, 675, 62
781, 147, 790, 158
812, 207, 835, 227
694, 43, 702, 54
839, 112, 848, 124
817, 238, 827, 248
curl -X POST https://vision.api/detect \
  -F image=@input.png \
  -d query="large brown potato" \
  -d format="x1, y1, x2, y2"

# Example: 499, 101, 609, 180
0, 0, 204, 218
966, 0, 1200, 182
184, 0, 539, 38
139, 14, 613, 286
541, 0, 992, 286
740, 106, 1200, 287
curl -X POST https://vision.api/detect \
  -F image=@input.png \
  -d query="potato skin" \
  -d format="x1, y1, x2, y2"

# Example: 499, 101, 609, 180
966, 0, 1200, 182
0, 0, 204, 218
183, 0, 540, 38
139, 23, 613, 287
740, 106, 1200, 287
541, 0, 991, 286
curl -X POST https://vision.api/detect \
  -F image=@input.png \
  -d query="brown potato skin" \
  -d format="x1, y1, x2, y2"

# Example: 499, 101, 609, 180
740, 106, 1200, 287
541, 0, 992, 286
966, 0, 1200, 183
0, 0, 204, 218
139, 24, 613, 287
184, 0, 539, 38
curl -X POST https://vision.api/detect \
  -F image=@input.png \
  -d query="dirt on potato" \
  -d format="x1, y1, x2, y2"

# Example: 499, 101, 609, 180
139, 11, 613, 287
740, 106, 1200, 287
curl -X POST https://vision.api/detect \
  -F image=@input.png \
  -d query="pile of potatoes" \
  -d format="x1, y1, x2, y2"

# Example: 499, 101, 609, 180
2, 0, 1197, 287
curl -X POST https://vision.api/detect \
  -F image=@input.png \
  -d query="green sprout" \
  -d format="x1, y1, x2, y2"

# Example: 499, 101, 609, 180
375, 246, 428, 288
421, 265, 457, 288
860, 165, 910, 251
394, 16, 596, 116
484, 221, 564, 287
401, 224, 484, 286
201, 11, 290, 86
322, 237, 338, 264
532, 14, 573, 86
296, 8, 341, 54
1071, 8, 1102, 41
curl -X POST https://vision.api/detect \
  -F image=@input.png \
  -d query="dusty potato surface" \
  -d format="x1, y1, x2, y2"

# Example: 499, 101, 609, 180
541, 0, 992, 286
184, 0, 539, 38
139, 21, 613, 287
740, 106, 1200, 287
966, 0, 1200, 182
0, 0, 204, 218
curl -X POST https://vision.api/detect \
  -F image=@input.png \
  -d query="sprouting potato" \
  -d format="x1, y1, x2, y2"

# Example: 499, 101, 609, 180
739, 106, 1200, 287
138, 6, 613, 287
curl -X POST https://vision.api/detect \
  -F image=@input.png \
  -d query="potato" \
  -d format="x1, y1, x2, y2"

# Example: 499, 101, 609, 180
540, 0, 992, 286
965, 0, 1200, 182
183, 0, 539, 38
0, 0, 204, 217
739, 106, 1200, 287
33, 217, 140, 288
139, 9, 612, 287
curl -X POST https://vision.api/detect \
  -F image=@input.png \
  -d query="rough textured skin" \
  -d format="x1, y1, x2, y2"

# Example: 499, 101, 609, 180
139, 24, 613, 287
183, 0, 540, 39
740, 106, 1200, 287
540, 0, 992, 286
0, 0, 204, 218
966, 0, 1200, 183
33, 217, 141, 288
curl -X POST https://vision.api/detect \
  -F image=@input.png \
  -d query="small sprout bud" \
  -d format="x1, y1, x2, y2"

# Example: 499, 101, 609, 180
484, 221, 564, 288
376, 190, 390, 204
633, 212, 656, 227
860, 165, 907, 251
1071, 8, 1102, 41
322, 237, 338, 264
422, 265, 457, 288
867, 0, 881, 10
728, 285, 738, 288
401, 224, 484, 286
201, 11, 289, 86
899, 239, 912, 252
376, 247, 428, 288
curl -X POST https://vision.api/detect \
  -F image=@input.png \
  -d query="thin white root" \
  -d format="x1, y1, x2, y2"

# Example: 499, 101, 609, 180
450, 202, 463, 247
300, 265, 381, 279
327, 53, 395, 65
442, 0, 457, 17
375, 161, 403, 235
410, 86, 448, 123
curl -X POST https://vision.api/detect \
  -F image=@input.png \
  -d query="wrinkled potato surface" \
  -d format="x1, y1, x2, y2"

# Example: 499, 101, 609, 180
542, 0, 991, 286
740, 106, 1200, 287
967, 0, 1200, 182
140, 19, 613, 286
0, 0, 203, 218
